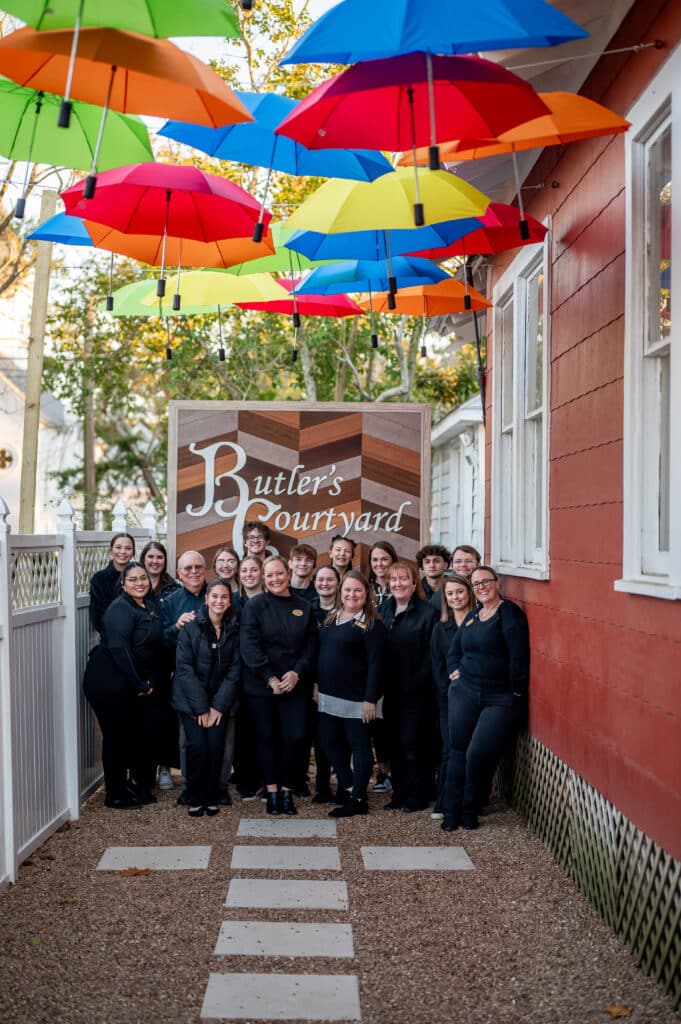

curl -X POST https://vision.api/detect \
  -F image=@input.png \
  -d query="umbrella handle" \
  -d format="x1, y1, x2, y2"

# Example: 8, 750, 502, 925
425, 53, 440, 171
58, 0, 85, 128
511, 150, 530, 240
84, 65, 117, 199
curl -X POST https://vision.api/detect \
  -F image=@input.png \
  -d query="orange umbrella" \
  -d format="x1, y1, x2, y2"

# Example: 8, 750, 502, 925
85, 222, 276, 269
398, 92, 630, 165
360, 278, 490, 316
0, 26, 252, 194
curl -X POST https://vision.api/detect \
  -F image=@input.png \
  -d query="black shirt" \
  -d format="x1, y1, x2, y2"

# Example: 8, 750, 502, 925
239, 591, 318, 697
447, 600, 530, 695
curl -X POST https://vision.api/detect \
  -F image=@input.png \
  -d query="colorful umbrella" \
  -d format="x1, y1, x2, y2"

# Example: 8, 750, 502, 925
281, 0, 587, 65
62, 163, 271, 296
295, 257, 448, 295
0, 26, 252, 193
99, 280, 220, 316
0, 77, 153, 217
0, 1, 240, 128
223, 223, 337, 276
359, 278, 491, 315
236, 277, 365, 324
284, 218, 483, 262
28, 210, 94, 245
407, 203, 547, 259
399, 92, 631, 164
138, 271, 289, 310
285, 167, 489, 236
276, 53, 549, 178
159, 90, 394, 241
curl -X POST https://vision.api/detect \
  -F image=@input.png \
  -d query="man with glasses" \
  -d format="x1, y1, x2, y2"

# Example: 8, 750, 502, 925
161, 550, 208, 805
243, 521, 271, 561
450, 545, 481, 579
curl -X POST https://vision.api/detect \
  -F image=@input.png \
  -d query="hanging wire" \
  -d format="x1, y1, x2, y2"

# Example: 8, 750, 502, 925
164, 316, 173, 360
105, 251, 115, 310
157, 189, 171, 297
173, 242, 183, 311
407, 87, 424, 226
217, 304, 226, 360
83, 64, 116, 199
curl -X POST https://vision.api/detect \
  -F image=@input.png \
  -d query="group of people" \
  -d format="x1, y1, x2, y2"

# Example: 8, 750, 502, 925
83, 521, 530, 831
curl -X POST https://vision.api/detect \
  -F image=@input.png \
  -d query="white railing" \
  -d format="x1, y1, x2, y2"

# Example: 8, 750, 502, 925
0, 496, 158, 886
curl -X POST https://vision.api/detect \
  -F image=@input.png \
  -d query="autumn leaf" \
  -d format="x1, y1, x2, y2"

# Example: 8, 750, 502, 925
603, 1006, 633, 1019
28, 937, 42, 946
119, 867, 151, 877
60, 897, 77, 905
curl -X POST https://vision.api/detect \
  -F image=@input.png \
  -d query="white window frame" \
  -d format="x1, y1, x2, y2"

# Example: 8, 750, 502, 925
491, 225, 551, 579
616, 45, 681, 601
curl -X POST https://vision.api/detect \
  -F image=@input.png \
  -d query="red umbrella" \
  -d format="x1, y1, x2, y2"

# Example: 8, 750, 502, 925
409, 202, 547, 259
62, 163, 271, 296
236, 277, 365, 319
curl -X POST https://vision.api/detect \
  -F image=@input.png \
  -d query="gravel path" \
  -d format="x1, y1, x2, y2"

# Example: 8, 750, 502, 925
0, 783, 677, 1024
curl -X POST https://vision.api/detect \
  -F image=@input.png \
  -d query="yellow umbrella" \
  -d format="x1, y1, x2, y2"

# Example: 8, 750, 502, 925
139, 270, 289, 311
285, 167, 489, 234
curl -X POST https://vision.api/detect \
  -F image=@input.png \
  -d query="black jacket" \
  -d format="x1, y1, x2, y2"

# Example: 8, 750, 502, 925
172, 608, 241, 717
89, 561, 121, 640
380, 594, 438, 699
430, 617, 458, 708
447, 600, 530, 696
239, 591, 318, 697
101, 593, 164, 694
161, 584, 207, 648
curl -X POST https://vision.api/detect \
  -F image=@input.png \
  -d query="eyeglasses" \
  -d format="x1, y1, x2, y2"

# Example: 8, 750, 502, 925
471, 579, 496, 591
182, 564, 205, 572
452, 558, 477, 567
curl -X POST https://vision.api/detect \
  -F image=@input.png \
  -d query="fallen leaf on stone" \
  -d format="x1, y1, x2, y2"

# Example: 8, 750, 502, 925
603, 1006, 633, 1019
28, 937, 41, 946
119, 867, 151, 877
60, 897, 77, 905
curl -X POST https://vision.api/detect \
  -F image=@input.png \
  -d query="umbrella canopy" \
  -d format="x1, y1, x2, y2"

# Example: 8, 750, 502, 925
1, 0, 240, 37
359, 278, 491, 315
0, 27, 252, 128
281, 0, 587, 64
0, 76, 152, 170
83, 223, 276, 269
224, 223, 337, 276
276, 53, 549, 155
285, 167, 489, 234
408, 203, 547, 258
100, 279, 222, 316
61, 163, 269, 243
236, 278, 365, 318
28, 210, 93, 245
399, 92, 630, 164
284, 218, 483, 261
138, 271, 289, 308
159, 91, 393, 181
295, 256, 448, 295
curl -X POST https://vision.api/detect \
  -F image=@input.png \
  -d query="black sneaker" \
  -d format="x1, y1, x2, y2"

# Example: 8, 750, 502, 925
105, 796, 142, 810
312, 790, 334, 804
176, 789, 190, 806
217, 788, 232, 806
329, 797, 368, 818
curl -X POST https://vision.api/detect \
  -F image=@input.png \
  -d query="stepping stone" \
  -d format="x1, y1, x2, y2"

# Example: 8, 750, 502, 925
97, 846, 211, 871
231, 846, 341, 871
214, 921, 354, 958
237, 819, 337, 839
226, 879, 349, 910
201, 972, 361, 1020
361, 846, 474, 871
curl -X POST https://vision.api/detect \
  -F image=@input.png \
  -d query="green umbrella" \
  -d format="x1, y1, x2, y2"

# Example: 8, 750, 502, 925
224, 222, 339, 276
1, 1, 240, 37
0, 77, 153, 217
99, 280, 218, 317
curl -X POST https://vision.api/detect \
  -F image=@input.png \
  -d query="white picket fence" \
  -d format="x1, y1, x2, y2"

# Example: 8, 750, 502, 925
0, 496, 159, 886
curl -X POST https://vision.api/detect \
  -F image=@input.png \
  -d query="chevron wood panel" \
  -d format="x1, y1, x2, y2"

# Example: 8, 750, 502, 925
169, 402, 430, 572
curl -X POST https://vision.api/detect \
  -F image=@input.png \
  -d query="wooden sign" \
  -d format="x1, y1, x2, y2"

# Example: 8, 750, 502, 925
168, 401, 431, 571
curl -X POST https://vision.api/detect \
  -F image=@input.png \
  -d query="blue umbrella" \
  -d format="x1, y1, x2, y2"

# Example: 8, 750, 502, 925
158, 91, 394, 241
295, 256, 448, 295
28, 211, 93, 245
281, 0, 588, 65
285, 218, 482, 262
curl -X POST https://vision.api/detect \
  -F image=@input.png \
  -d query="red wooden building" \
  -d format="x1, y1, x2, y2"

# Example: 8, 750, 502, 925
472, 0, 680, 1000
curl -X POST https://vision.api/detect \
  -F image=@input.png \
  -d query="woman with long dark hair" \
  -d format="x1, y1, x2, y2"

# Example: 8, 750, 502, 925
317, 570, 387, 817
442, 566, 529, 832
430, 574, 476, 820
239, 556, 317, 815
83, 561, 164, 809
89, 532, 135, 641
172, 580, 240, 817
380, 561, 438, 813
140, 541, 180, 602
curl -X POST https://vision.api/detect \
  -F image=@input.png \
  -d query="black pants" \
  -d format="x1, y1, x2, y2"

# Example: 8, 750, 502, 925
181, 712, 227, 806
434, 697, 449, 811
233, 701, 262, 794
309, 700, 332, 794
247, 689, 307, 789
318, 713, 373, 800
384, 692, 434, 808
444, 682, 526, 819
370, 718, 390, 766
157, 672, 180, 769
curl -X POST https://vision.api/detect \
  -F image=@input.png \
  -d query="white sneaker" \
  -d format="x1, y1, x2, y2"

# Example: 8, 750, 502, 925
158, 768, 174, 790
431, 811, 444, 820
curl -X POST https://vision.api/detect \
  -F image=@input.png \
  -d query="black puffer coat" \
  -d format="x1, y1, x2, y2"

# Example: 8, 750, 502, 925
171, 608, 240, 717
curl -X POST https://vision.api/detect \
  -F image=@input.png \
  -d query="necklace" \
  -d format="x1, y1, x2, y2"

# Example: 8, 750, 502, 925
479, 600, 502, 621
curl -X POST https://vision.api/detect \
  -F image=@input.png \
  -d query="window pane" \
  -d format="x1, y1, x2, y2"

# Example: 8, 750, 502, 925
500, 298, 514, 430
526, 267, 544, 416
646, 122, 672, 350
658, 353, 670, 553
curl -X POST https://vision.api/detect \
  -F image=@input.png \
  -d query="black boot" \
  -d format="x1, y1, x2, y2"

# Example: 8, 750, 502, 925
266, 791, 280, 815
279, 789, 297, 815
329, 796, 368, 818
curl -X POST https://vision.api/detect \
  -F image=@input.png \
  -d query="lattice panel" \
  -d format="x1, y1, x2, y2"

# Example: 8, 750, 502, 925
10, 550, 61, 610
76, 544, 111, 595
503, 733, 680, 1010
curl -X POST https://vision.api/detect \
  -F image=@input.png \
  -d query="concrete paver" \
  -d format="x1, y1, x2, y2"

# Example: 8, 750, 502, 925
225, 879, 349, 910
360, 845, 474, 871
237, 819, 337, 839
200, 972, 362, 1020
231, 845, 341, 871
214, 920, 354, 958
96, 845, 212, 871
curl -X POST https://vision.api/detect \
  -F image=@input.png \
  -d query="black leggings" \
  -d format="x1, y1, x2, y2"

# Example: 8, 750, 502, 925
317, 713, 373, 800
181, 712, 227, 806
247, 689, 307, 789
